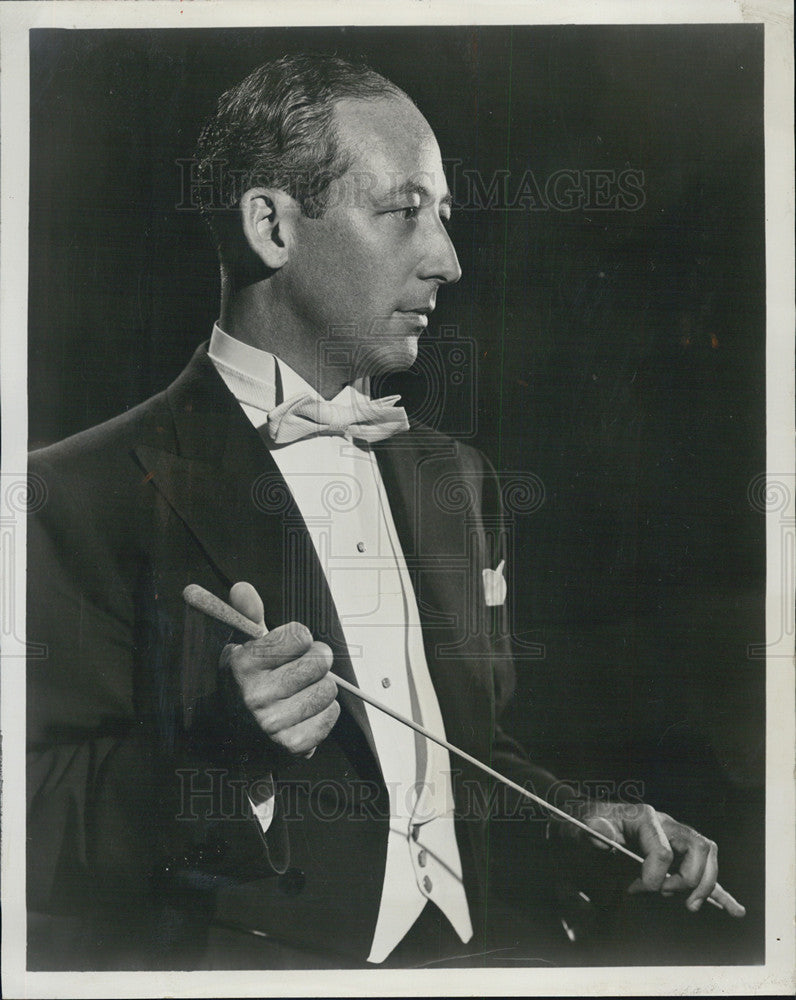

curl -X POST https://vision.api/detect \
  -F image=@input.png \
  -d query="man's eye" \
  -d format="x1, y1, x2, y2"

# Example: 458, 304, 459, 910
389, 206, 419, 221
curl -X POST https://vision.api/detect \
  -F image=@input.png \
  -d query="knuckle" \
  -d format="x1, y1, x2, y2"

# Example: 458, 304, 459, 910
254, 704, 278, 733
658, 844, 674, 865
305, 684, 328, 716
319, 676, 338, 703
284, 621, 313, 649
237, 676, 261, 709
319, 701, 340, 736
240, 673, 273, 709
280, 730, 303, 755
314, 680, 337, 713
269, 728, 287, 749
219, 643, 237, 669
226, 647, 249, 679
310, 641, 334, 670
240, 687, 258, 712
298, 647, 331, 683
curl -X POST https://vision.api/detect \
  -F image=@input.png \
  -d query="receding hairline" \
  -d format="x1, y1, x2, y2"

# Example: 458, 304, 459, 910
330, 90, 432, 139
327, 93, 446, 194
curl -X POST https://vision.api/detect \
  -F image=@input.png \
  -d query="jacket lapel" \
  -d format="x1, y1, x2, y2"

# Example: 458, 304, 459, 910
132, 346, 379, 767
373, 433, 495, 763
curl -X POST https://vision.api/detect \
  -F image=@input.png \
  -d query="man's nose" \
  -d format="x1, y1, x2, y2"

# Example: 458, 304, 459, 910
419, 218, 462, 286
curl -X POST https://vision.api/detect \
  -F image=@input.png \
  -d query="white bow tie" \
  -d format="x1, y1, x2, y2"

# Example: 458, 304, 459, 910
265, 387, 409, 445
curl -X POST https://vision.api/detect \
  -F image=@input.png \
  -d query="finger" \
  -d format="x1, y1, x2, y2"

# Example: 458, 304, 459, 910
254, 675, 338, 732
627, 875, 688, 899
272, 700, 341, 756
684, 839, 719, 911
632, 805, 675, 892
219, 642, 237, 671
268, 641, 334, 698
658, 816, 714, 894
709, 882, 746, 918
655, 872, 691, 894
229, 581, 265, 627
236, 642, 333, 715
231, 622, 314, 675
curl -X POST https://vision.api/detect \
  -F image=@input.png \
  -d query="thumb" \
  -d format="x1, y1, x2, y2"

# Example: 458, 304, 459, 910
229, 581, 265, 628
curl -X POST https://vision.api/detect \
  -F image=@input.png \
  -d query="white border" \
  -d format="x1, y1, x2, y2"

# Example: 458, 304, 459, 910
1, 2, 793, 997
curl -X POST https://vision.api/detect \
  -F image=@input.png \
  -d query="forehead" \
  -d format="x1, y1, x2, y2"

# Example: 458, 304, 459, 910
331, 95, 446, 200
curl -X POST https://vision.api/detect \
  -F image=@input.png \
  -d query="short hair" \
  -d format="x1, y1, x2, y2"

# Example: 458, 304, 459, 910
194, 53, 408, 276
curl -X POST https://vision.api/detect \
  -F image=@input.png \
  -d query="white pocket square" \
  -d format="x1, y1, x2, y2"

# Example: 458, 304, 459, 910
482, 559, 507, 606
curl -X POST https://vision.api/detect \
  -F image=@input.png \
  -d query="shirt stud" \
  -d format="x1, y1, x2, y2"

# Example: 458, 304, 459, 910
422, 875, 433, 893
357, 541, 366, 553
381, 677, 391, 689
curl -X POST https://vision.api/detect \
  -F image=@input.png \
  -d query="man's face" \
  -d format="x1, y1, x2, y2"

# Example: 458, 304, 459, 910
281, 95, 461, 384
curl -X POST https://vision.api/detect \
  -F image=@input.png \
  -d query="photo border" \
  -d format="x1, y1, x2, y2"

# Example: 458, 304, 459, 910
2, 1, 793, 996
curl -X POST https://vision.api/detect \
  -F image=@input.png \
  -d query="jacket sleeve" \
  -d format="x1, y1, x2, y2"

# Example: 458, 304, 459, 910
25, 452, 287, 967
26, 452, 177, 966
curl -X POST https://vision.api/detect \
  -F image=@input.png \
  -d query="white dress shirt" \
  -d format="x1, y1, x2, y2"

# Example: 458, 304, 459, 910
208, 324, 473, 963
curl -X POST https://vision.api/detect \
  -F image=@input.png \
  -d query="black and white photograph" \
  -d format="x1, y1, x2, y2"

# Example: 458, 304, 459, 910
1, 1, 793, 996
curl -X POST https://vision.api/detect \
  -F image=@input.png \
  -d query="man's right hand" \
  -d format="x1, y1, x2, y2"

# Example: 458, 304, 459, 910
220, 582, 340, 756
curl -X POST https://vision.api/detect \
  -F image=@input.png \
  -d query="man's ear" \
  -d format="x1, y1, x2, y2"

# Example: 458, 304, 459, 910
239, 188, 298, 271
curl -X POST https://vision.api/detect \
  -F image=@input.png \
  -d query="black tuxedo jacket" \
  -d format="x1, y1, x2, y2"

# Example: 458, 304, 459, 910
27, 345, 572, 969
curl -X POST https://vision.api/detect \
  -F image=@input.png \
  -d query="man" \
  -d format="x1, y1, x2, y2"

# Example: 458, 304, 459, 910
26, 53, 744, 971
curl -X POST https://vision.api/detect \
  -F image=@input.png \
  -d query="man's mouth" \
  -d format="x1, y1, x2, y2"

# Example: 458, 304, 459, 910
395, 307, 432, 329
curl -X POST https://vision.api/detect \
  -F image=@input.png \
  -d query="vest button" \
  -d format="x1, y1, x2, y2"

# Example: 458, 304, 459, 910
357, 541, 366, 553
417, 849, 427, 868
422, 875, 433, 894
381, 677, 391, 689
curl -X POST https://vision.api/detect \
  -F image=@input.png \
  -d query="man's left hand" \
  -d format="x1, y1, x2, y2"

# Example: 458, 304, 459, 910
580, 802, 746, 917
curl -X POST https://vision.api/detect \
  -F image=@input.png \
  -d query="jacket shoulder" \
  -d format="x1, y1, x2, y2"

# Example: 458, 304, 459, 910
404, 421, 495, 476
29, 389, 173, 470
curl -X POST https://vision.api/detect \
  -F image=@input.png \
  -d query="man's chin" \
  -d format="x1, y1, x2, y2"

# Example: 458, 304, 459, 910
358, 337, 419, 377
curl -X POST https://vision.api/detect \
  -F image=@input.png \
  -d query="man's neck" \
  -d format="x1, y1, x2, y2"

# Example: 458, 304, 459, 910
220, 285, 349, 399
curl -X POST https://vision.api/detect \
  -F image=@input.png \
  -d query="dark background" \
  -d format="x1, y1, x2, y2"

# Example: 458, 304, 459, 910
28, 25, 765, 961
